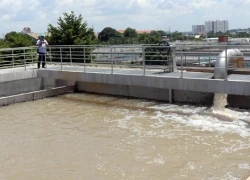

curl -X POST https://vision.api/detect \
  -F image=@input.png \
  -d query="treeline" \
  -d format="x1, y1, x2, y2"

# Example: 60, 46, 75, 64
0, 32, 33, 48
1, 11, 250, 49
207, 31, 250, 38
0, 11, 186, 65
97, 27, 195, 44
0, 11, 194, 49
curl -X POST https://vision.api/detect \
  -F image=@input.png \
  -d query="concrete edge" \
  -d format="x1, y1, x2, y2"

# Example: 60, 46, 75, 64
37, 70, 250, 96
0, 85, 75, 106
241, 170, 250, 180
0, 70, 37, 83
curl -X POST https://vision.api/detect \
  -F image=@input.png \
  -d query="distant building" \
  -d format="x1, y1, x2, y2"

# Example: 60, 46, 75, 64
218, 35, 229, 43
136, 30, 154, 34
21, 27, 51, 41
27, 32, 51, 39
192, 25, 205, 35
205, 20, 229, 33
21, 27, 31, 34
25, 32, 51, 43
117, 30, 154, 34
205, 21, 213, 33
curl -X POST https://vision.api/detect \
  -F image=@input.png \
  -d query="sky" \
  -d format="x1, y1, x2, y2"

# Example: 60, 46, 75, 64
0, 0, 250, 36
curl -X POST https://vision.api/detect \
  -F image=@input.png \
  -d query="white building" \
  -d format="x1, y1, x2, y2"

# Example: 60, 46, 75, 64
205, 20, 229, 33
205, 21, 213, 33
192, 25, 205, 34
222, 20, 229, 32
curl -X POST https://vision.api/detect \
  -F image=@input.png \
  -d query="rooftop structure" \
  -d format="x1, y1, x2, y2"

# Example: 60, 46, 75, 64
117, 30, 154, 34
21, 27, 31, 34
26, 32, 51, 40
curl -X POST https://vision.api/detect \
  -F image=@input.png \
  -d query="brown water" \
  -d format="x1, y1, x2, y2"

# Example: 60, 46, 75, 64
0, 93, 250, 180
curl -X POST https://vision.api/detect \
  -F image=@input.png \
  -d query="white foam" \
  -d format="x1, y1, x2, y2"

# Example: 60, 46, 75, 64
238, 163, 250, 169
148, 102, 250, 137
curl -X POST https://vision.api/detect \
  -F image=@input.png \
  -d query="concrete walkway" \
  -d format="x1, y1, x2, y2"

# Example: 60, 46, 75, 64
1, 64, 250, 83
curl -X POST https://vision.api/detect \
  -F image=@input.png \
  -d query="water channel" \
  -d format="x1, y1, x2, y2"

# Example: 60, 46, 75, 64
0, 93, 250, 180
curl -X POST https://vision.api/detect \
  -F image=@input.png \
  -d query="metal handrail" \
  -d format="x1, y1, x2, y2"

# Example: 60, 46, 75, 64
0, 44, 249, 78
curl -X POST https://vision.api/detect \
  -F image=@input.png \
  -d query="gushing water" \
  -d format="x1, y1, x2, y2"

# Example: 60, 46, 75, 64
211, 93, 249, 122
213, 93, 228, 109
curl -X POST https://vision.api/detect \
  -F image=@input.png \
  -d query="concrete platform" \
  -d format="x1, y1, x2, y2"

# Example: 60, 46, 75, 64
151, 71, 214, 79
228, 74, 250, 81
0, 65, 215, 80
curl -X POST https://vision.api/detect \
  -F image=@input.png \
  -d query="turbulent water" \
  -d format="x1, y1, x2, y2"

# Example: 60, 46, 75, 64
0, 93, 250, 180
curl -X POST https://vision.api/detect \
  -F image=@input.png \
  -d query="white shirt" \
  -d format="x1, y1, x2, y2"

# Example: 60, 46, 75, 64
36, 39, 48, 53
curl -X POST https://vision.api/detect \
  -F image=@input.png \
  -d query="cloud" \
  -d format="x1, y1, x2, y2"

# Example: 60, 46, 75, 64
0, 14, 11, 21
0, 0, 249, 37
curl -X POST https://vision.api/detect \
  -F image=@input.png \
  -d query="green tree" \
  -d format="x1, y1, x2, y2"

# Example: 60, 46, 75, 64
98, 27, 120, 42
144, 30, 172, 65
0, 32, 33, 66
123, 27, 137, 38
237, 32, 250, 38
47, 11, 96, 63
138, 33, 150, 44
48, 11, 96, 45
4, 32, 33, 47
0, 39, 8, 48
168, 31, 184, 41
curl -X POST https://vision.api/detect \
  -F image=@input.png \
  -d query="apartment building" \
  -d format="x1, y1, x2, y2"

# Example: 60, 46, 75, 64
192, 25, 205, 35
205, 20, 229, 33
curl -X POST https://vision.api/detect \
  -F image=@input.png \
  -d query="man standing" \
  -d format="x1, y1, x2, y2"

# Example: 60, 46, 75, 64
36, 34, 49, 68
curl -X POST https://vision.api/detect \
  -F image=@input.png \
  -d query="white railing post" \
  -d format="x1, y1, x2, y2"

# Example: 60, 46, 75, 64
24, 49, 26, 71
198, 53, 200, 66
31, 47, 34, 64
84, 47, 86, 72
49, 46, 52, 62
111, 47, 113, 74
208, 44, 211, 67
60, 47, 62, 70
142, 46, 145, 76
45, 47, 47, 69
225, 45, 228, 80
12, 49, 14, 68
91, 46, 93, 64
181, 45, 183, 78
70, 46, 72, 66
172, 46, 177, 72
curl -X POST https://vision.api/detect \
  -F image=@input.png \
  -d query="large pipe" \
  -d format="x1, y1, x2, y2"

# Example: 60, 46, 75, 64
214, 49, 245, 79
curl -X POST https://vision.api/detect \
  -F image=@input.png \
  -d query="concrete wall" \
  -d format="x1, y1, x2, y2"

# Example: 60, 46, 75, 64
0, 77, 74, 97
0, 78, 42, 97
37, 70, 250, 96
173, 90, 214, 105
0, 70, 249, 108
77, 82, 250, 108
228, 95, 250, 109
77, 82, 215, 105
0, 70, 76, 107
0, 86, 75, 106
42, 78, 75, 89
77, 82, 170, 101
36, 70, 250, 108
0, 70, 37, 83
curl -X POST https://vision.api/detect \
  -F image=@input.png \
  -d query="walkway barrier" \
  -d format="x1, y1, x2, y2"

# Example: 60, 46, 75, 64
0, 44, 250, 79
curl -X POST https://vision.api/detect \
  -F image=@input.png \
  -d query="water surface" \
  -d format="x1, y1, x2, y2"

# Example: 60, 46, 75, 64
0, 93, 249, 180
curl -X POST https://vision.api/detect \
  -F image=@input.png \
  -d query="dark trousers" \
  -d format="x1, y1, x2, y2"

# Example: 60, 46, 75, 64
38, 53, 46, 68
